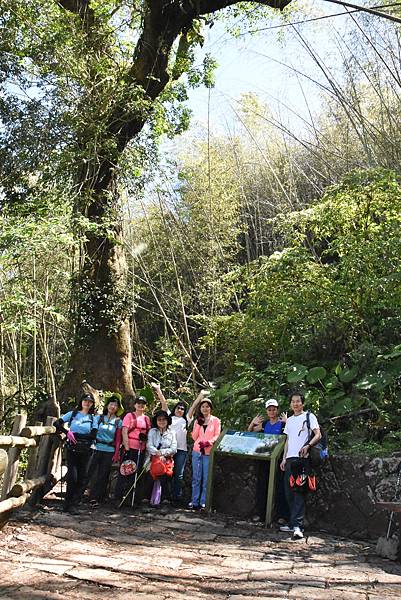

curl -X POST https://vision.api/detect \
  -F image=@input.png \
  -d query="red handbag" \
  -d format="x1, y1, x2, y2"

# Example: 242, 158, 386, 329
150, 456, 166, 479
150, 456, 174, 480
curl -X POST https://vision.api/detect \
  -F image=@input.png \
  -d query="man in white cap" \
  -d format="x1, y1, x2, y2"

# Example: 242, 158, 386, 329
248, 398, 288, 523
248, 398, 286, 435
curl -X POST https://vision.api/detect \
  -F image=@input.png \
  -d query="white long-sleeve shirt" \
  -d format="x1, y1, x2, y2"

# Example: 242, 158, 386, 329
147, 427, 177, 457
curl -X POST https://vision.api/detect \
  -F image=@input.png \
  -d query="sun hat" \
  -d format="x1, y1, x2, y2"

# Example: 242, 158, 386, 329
104, 393, 124, 417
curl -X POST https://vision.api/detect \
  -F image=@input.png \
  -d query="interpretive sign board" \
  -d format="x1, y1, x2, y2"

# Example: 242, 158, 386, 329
205, 429, 285, 526
217, 430, 283, 458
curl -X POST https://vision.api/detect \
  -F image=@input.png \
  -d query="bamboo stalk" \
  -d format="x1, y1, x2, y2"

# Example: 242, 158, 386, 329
9, 476, 46, 498
33, 254, 37, 390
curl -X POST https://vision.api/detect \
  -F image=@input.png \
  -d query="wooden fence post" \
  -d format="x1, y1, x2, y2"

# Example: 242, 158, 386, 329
0, 449, 8, 479
1, 414, 27, 500
25, 421, 43, 480
30, 416, 57, 505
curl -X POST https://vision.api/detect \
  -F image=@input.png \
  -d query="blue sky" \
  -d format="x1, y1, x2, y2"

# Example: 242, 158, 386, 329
179, 3, 356, 136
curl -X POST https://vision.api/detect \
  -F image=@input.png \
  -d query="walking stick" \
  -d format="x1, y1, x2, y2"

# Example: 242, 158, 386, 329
131, 448, 141, 508
60, 440, 65, 501
118, 464, 146, 508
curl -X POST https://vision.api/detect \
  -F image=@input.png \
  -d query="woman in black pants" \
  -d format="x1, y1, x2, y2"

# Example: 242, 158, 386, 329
55, 393, 98, 514
89, 394, 123, 507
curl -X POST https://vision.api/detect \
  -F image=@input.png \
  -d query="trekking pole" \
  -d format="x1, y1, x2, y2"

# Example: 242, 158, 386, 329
386, 462, 401, 539
131, 448, 141, 508
118, 465, 146, 508
60, 439, 65, 502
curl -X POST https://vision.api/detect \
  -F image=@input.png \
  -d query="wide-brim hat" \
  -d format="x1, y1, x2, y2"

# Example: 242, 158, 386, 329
105, 394, 124, 417
152, 409, 172, 428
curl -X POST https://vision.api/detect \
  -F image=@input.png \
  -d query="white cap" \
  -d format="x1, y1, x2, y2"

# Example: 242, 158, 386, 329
265, 398, 278, 408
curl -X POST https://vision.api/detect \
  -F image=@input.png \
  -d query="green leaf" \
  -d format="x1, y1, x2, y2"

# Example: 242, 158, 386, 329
355, 375, 377, 390
334, 363, 342, 376
324, 375, 340, 391
136, 385, 154, 404
332, 397, 354, 416
386, 357, 401, 375
306, 366, 327, 384
327, 389, 346, 401
287, 364, 308, 383
382, 344, 401, 359
355, 371, 393, 391
339, 366, 358, 383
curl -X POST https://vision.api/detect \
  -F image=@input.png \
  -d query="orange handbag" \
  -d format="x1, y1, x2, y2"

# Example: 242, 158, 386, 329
150, 456, 174, 480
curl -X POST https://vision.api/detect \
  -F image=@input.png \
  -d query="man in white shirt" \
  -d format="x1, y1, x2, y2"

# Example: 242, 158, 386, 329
280, 392, 321, 540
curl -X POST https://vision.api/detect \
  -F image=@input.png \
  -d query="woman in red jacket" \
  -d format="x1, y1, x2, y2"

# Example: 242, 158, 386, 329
189, 399, 221, 510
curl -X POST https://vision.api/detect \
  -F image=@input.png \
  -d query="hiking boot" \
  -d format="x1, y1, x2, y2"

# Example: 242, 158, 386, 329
279, 525, 294, 532
293, 527, 304, 540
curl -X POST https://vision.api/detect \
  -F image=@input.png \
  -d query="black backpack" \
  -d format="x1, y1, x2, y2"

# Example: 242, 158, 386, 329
306, 411, 329, 467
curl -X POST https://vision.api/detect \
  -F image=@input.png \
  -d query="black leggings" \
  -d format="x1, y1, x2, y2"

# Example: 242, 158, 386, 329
64, 447, 93, 508
90, 450, 114, 502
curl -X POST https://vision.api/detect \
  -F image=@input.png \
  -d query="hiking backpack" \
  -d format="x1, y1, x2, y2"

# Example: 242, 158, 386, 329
306, 410, 329, 467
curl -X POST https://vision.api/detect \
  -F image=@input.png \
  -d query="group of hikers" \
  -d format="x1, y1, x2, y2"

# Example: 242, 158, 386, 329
55, 385, 321, 541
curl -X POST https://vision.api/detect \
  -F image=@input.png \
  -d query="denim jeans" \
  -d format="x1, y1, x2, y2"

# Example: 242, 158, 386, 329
173, 449, 188, 499
191, 450, 210, 506
284, 458, 306, 529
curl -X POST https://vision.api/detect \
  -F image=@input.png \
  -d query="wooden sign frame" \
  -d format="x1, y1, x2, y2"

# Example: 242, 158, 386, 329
205, 429, 285, 526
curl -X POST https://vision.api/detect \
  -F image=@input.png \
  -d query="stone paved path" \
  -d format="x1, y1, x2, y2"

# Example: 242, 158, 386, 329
1, 500, 401, 600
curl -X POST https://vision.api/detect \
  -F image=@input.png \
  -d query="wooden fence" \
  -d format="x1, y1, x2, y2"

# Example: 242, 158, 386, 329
0, 413, 61, 526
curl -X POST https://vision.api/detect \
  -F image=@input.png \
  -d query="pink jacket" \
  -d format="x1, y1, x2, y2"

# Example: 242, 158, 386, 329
192, 415, 221, 455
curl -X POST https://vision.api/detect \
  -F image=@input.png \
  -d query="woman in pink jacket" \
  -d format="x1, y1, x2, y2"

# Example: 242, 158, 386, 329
189, 399, 221, 510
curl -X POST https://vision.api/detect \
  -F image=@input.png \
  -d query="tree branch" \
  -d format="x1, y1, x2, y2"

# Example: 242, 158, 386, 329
92, 0, 294, 169
55, 0, 94, 27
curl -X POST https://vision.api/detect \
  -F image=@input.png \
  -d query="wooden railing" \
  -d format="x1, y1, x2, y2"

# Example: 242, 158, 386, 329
0, 413, 61, 526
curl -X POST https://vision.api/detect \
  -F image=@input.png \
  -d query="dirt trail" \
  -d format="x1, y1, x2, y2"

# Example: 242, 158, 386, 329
1, 499, 401, 599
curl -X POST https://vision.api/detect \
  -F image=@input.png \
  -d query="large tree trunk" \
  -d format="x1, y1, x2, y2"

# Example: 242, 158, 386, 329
56, 0, 292, 404
59, 162, 135, 403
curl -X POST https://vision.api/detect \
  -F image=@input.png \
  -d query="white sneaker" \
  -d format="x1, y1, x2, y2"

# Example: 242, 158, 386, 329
279, 525, 294, 532
293, 527, 304, 539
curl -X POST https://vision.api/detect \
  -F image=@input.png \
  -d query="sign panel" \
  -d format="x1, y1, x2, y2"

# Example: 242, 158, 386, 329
216, 430, 283, 458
